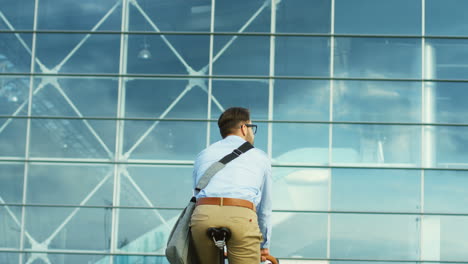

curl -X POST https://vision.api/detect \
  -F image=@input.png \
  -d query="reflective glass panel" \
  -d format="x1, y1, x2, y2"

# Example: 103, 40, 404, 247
0, 0, 35, 29
125, 78, 207, 119
0, 118, 26, 157
272, 123, 329, 164
331, 214, 420, 260
27, 164, 113, 206
332, 124, 421, 166
333, 80, 421, 122
273, 168, 329, 211
211, 79, 269, 120
431, 126, 468, 168
276, 0, 331, 33
275, 37, 330, 77
430, 82, 468, 124
426, 0, 468, 36
117, 209, 179, 253
23, 253, 110, 264
274, 80, 329, 121
32, 77, 118, 117
426, 39, 468, 80
0, 76, 29, 116
127, 34, 209, 75
425, 170, 468, 214
24, 207, 111, 251
0, 33, 32, 73
335, 0, 421, 35
29, 119, 116, 159
333, 262, 417, 264
271, 212, 327, 258
215, 0, 270, 32
213, 36, 270, 76
124, 121, 205, 160
332, 168, 421, 212
129, 0, 211, 32
122, 165, 193, 208
421, 216, 468, 261
35, 34, 120, 74
0, 206, 21, 249
37, 0, 121, 30
334, 38, 421, 79
0, 163, 24, 204
114, 255, 168, 264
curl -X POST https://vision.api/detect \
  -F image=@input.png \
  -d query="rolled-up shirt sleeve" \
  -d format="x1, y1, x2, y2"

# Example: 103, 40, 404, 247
256, 159, 272, 249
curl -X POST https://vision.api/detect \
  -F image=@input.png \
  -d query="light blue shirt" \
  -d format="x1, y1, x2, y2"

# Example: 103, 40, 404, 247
193, 135, 273, 248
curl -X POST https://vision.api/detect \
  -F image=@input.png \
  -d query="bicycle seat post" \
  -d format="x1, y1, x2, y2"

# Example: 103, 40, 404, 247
207, 227, 232, 264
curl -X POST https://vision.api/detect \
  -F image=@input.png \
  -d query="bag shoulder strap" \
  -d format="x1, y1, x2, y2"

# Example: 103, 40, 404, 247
195, 141, 253, 193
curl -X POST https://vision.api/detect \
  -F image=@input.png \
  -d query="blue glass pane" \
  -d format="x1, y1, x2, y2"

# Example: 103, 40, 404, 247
334, 38, 421, 79
0, 0, 34, 29
29, 119, 116, 159
273, 123, 329, 164
124, 121, 205, 160
274, 80, 329, 121
333, 80, 421, 122
425, 170, 468, 213
432, 126, 468, 168
0, 118, 26, 157
125, 78, 208, 119
27, 164, 113, 206
333, 124, 421, 166
271, 213, 327, 258
215, 0, 270, 32
276, 0, 331, 33
0, 206, 21, 249
332, 168, 421, 212
426, 39, 468, 80
331, 214, 420, 260
431, 82, 468, 124
0, 163, 24, 204
335, 0, 421, 35
32, 77, 118, 117
0, 33, 32, 73
426, 0, 468, 36
114, 255, 168, 264
122, 165, 193, 208
24, 207, 111, 251
37, 0, 121, 30
213, 36, 269, 76
0, 76, 29, 116
275, 37, 330, 77
23, 254, 111, 264
129, 0, 211, 32
273, 168, 329, 211
127, 34, 209, 75
421, 216, 468, 261
35, 34, 120, 74
0, 253, 18, 264
117, 209, 179, 253
211, 79, 269, 120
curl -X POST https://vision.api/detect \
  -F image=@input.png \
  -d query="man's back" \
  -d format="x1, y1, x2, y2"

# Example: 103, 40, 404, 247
193, 135, 270, 205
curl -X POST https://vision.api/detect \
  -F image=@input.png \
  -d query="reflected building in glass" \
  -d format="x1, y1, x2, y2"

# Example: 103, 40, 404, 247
1, 0, 468, 263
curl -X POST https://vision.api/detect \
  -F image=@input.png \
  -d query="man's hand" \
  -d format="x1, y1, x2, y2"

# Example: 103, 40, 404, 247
260, 248, 270, 262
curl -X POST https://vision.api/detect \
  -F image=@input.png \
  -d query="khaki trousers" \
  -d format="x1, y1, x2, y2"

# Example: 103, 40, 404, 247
190, 204, 263, 264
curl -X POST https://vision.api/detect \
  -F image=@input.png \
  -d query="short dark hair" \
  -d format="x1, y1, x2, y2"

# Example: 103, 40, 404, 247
218, 107, 251, 138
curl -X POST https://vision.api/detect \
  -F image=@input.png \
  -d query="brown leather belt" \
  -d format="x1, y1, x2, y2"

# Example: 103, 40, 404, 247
196, 197, 256, 212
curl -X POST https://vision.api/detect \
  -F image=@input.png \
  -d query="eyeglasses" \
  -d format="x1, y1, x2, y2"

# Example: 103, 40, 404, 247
244, 124, 257, 135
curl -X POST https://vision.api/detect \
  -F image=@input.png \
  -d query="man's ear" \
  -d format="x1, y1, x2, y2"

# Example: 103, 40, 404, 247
240, 124, 246, 136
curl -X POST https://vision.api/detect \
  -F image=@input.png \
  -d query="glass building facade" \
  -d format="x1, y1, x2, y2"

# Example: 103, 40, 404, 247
2, 0, 468, 263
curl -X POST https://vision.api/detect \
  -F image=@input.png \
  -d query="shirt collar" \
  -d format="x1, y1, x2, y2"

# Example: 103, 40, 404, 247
224, 135, 246, 143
